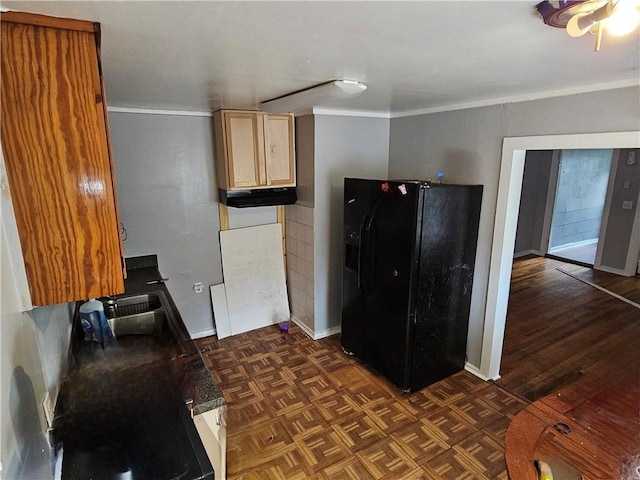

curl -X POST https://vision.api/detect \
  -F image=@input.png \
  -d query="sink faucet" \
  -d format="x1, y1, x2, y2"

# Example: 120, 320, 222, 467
99, 296, 118, 319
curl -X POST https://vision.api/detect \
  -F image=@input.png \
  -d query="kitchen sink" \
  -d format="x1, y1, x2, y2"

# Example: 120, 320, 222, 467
103, 292, 162, 318
103, 290, 190, 355
55, 270, 217, 480
111, 310, 167, 336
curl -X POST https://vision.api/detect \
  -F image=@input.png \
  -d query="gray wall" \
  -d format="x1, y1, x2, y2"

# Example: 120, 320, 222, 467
600, 148, 640, 270
313, 115, 390, 332
295, 115, 315, 207
389, 86, 640, 368
515, 150, 553, 255
2, 220, 72, 479
109, 112, 222, 337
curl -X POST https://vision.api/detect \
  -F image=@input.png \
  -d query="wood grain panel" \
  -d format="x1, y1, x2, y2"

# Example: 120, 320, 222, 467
98, 74, 126, 279
264, 114, 295, 186
0, 11, 96, 32
1, 15, 124, 305
225, 112, 261, 188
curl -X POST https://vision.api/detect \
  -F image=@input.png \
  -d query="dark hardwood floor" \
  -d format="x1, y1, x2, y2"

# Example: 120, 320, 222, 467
195, 255, 639, 478
503, 258, 640, 480
497, 256, 639, 402
557, 261, 640, 305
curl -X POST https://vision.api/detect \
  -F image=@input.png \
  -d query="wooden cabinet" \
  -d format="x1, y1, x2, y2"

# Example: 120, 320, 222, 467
1, 12, 125, 306
214, 110, 295, 191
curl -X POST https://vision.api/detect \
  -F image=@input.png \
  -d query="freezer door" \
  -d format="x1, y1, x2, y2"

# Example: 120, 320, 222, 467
341, 178, 376, 357
363, 181, 421, 390
411, 185, 483, 390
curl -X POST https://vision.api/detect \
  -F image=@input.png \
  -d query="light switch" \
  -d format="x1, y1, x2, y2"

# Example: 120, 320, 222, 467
622, 200, 633, 210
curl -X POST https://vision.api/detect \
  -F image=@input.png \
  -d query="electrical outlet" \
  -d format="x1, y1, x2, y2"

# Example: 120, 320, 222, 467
193, 282, 204, 294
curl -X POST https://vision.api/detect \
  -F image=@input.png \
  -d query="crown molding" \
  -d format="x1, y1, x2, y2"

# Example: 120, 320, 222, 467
107, 79, 639, 120
390, 78, 640, 119
107, 106, 213, 117
311, 107, 391, 119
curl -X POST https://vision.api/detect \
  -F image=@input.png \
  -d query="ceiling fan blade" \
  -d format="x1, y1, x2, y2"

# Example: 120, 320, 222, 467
566, 12, 595, 36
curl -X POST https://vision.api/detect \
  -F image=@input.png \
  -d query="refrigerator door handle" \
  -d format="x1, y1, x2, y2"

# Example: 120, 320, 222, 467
362, 199, 382, 293
364, 216, 376, 293
357, 215, 369, 293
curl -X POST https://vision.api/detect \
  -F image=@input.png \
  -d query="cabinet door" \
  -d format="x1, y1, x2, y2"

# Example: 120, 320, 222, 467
224, 112, 265, 189
0, 14, 124, 305
264, 114, 296, 187
194, 406, 226, 480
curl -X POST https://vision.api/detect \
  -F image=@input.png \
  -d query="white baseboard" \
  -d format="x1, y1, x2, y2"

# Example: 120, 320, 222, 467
190, 328, 217, 340
513, 249, 543, 258
314, 325, 341, 339
290, 315, 341, 340
464, 362, 500, 381
290, 316, 314, 339
549, 238, 598, 253
594, 264, 635, 277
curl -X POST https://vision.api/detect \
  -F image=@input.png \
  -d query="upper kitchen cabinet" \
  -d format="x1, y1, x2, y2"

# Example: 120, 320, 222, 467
1, 12, 125, 306
214, 110, 296, 191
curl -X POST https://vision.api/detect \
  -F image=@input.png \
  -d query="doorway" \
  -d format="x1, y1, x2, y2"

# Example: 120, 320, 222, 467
480, 132, 640, 381
547, 149, 613, 266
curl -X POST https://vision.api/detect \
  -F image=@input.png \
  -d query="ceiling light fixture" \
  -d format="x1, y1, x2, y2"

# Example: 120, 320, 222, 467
536, 0, 640, 51
260, 79, 367, 114
605, 0, 640, 35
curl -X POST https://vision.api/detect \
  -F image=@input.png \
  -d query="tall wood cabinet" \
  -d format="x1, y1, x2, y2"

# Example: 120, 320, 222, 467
213, 110, 296, 191
1, 12, 125, 306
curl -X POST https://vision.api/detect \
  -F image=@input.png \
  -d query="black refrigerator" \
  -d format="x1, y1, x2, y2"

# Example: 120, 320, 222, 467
341, 178, 483, 392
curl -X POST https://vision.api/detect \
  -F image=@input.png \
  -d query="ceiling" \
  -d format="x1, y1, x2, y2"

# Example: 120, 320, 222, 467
3, 1, 639, 116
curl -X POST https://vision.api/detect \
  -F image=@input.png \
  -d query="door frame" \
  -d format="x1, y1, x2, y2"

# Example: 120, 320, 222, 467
539, 149, 561, 256
480, 131, 640, 381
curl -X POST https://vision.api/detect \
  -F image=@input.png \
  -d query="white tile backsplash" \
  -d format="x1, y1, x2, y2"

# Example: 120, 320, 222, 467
287, 254, 298, 272
303, 244, 313, 262
285, 204, 297, 222
290, 222, 299, 240
298, 207, 313, 227
289, 239, 298, 256
305, 278, 314, 298
303, 225, 314, 246
297, 259, 308, 280
285, 205, 315, 331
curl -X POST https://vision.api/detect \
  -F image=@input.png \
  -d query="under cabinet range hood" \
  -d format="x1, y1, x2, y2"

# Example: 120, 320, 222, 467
219, 187, 297, 208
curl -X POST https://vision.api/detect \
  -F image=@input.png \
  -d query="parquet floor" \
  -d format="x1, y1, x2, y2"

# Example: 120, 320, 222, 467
197, 327, 528, 479
194, 256, 638, 478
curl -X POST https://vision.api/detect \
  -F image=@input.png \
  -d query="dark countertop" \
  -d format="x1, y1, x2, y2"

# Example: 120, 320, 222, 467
121, 257, 225, 415
53, 255, 224, 479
